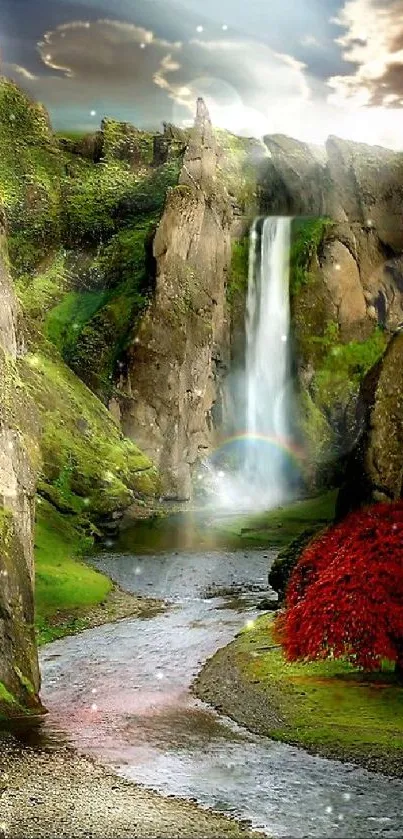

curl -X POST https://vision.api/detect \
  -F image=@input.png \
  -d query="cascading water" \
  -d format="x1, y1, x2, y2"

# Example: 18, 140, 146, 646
243, 216, 293, 505
203, 216, 299, 510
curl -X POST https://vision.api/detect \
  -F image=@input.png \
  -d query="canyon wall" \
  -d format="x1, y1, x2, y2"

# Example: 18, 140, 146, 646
257, 134, 403, 487
0, 208, 41, 716
118, 100, 233, 499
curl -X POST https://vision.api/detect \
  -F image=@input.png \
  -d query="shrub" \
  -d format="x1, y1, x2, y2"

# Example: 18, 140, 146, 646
275, 502, 403, 672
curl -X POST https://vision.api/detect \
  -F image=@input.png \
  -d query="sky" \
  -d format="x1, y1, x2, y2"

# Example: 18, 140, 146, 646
1, 0, 403, 148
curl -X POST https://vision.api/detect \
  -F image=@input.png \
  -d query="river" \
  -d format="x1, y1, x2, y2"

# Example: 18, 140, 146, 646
39, 516, 403, 838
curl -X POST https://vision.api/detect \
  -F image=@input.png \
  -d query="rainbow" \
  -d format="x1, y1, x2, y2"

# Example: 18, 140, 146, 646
209, 432, 306, 469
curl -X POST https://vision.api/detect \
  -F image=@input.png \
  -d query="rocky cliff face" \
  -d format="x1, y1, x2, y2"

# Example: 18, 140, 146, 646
261, 134, 403, 336
0, 209, 41, 716
258, 134, 403, 486
337, 330, 403, 515
119, 100, 233, 499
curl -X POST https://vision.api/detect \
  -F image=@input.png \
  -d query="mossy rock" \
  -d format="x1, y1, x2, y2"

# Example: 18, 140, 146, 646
19, 344, 160, 523
268, 525, 324, 602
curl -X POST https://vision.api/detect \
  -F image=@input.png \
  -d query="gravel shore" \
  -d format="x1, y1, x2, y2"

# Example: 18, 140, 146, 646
194, 641, 403, 779
0, 733, 255, 839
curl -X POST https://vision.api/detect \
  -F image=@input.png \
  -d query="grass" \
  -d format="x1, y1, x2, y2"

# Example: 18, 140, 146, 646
210, 491, 337, 548
234, 615, 403, 762
34, 499, 111, 645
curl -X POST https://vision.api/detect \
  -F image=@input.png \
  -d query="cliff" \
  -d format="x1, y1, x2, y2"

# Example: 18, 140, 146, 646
118, 100, 233, 499
0, 209, 41, 716
337, 330, 403, 515
257, 134, 403, 487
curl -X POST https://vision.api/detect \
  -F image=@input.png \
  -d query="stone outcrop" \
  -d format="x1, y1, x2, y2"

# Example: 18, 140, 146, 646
337, 330, 403, 515
260, 134, 403, 336
0, 209, 41, 716
118, 99, 232, 499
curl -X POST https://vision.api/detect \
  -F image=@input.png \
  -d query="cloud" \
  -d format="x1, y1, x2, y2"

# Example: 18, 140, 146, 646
4, 17, 310, 137
8, 64, 38, 82
328, 0, 403, 106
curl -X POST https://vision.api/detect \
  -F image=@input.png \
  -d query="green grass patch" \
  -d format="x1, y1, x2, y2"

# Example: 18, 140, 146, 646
210, 491, 336, 548
235, 614, 403, 759
34, 499, 111, 644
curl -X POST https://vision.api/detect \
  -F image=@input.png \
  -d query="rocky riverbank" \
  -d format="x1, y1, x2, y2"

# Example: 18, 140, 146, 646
194, 615, 403, 779
0, 733, 254, 838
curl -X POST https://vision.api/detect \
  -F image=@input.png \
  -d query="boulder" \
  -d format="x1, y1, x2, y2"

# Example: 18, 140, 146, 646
337, 330, 403, 516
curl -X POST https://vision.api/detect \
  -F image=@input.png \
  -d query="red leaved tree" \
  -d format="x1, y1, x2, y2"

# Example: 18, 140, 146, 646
274, 501, 403, 673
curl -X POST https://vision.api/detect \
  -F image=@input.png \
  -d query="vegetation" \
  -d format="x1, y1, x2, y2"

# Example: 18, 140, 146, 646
34, 499, 111, 644
289, 217, 334, 296
228, 614, 403, 767
275, 501, 403, 672
227, 237, 249, 303
310, 322, 387, 414
215, 129, 262, 212
19, 345, 159, 521
210, 491, 336, 548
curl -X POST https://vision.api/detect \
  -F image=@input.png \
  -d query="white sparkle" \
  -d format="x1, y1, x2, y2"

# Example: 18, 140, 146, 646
134, 337, 140, 344
135, 566, 142, 575
325, 806, 333, 814
281, 334, 287, 342
222, 24, 228, 30
338, 815, 344, 822
245, 619, 255, 630
91, 688, 97, 695
90, 110, 97, 117
45, 54, 52, 61
334, 263, 341, 271
218, 470, 225, 478
155, 671, 164, 680
367, 219, 374, 227
343, 792, 351, 801
91, 703, 98, 712
196, 25, 204, 32
197, 474, 203, 480
83, 498, 90, 506
140, 42, 146, 49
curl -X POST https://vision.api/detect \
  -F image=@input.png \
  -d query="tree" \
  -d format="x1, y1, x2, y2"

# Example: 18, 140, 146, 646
274, 502, 403, 673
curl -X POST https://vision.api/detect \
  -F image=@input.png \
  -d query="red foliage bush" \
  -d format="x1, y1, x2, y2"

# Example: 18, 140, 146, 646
274, 502, 403, 671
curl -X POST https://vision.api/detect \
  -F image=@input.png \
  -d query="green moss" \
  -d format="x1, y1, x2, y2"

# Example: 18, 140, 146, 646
311, 324, 387, 416
0, 682, 18, 706
19, 345, 159, 520
0, 79, 63, 273
233, 615, 403, 761
102, 118, 154, 166
61, 158, 179, 245
290, 217, 334, 296
215, 129, 262, 211
15, 250, 68, 320
34, 499, 112, 644
209, 491, 336, 548
227, 237, 249, 303
45, 289, 110, 354
13, 666, 35, 696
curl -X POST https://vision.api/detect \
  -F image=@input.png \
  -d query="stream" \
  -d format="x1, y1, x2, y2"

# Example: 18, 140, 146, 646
39, 516, 403, 838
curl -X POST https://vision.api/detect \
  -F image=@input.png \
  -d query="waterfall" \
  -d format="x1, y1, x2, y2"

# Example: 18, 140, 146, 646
202, 215, 298, 510
243, 216, 293, 505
